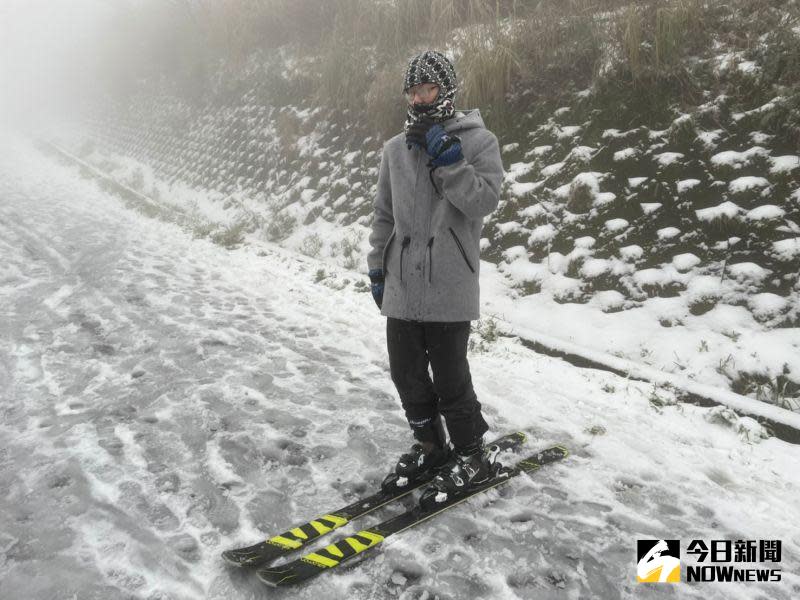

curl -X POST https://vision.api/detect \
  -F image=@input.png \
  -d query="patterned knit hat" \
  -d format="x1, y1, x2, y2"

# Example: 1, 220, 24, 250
403, 50, 457, 96
403, 50, 458, 132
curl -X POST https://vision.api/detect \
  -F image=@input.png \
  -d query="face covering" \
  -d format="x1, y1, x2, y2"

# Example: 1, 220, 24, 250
402, 50, 458, 135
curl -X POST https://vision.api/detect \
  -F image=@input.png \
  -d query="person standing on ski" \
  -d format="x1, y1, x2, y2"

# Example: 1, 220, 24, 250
366, 50, 505, 505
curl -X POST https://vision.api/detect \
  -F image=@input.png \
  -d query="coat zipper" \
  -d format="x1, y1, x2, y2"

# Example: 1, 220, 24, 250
448, 227, 475, 273
399, 235, 411, 282
426, 236, 435, 283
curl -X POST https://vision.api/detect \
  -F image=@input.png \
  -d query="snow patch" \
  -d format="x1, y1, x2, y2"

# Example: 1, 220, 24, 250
657, 227, 680, 240
677, 179, 701, 194
746, 205, 785, 221
541, 162, 565, 177
640, 203, 661, 215
590, 290, 627, 312
697, 130, 722, 148
771, 238, 800, 261
726, 262, 769, 284
510, 181, 542, 197
654, 152, 684, 166
619, 245, 643, 261
604, 219, 629, 232
769, 155, 800, 174
507, 161, 535, 180
614, 148, 638, 162
728, 176, 769, 194
748, 293, 787, 320
628, 177, 647, 188
528, 224, 558, 244
556, 125, 582, 139
496, 221, 523, 235
672, 253, 701, 272
696, 201, 742, 222
710, 147, 768, 169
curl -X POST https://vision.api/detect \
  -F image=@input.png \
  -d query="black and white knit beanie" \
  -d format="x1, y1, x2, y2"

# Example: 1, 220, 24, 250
403, 50, 458, 133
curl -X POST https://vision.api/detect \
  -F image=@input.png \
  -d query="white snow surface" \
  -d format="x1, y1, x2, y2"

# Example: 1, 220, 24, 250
654, 152, 683, 166
613, 148, 638, 162
729, 176, 770, 193
770, 155, 800, 174
604, 218, 629, 232
711, 147, 769, 168
627, 176, 647, 188
772, 237, 800, 261
746, 205, 785, 220
619, 245, 644, 261
696, 201, 742, 221
672, 253, 701, 272
1, 135, 799, 600
677, 178, 701, 194
656, 227, 680, 240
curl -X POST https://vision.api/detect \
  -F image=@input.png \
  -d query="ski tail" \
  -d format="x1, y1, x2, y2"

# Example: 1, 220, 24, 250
257, 444, 568, 587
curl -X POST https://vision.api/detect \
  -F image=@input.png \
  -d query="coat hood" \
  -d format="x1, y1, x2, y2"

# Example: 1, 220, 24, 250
443, 109, 486, 134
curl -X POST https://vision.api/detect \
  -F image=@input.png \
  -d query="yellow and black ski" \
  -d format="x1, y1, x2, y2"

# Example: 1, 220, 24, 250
221, 432, 527, 568
256, 445, 568, 587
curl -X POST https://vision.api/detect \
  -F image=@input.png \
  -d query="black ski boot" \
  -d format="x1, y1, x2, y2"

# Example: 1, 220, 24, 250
418, 439, 503, 511
381, 415, 450, 494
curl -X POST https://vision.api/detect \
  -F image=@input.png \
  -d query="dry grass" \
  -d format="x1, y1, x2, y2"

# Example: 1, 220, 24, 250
309, 0, 524, 131
617, 0, 708, 79
116, 0, 800, 133
365, 62, 409, 137
456, 25, 521, 126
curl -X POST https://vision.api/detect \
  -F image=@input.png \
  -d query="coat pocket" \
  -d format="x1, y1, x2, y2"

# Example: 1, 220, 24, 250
448, 227, 475, 273
399, 235, 411, 282
381, 229, 397, 272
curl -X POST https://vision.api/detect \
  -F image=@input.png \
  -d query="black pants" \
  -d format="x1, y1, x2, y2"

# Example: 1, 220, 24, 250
387, 317, 489, 451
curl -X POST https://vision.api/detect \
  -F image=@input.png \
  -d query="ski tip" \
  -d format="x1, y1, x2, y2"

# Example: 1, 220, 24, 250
221, 549, 253, 568
517, 445, 569, 472
221, 543, 282, 568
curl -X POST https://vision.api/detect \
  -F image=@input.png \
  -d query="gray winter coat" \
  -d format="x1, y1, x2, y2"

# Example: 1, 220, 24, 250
367, 109, 505, 321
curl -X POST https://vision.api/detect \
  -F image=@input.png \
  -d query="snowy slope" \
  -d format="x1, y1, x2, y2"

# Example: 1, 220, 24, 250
57, 87, 800, 416
1, 134, 799, 599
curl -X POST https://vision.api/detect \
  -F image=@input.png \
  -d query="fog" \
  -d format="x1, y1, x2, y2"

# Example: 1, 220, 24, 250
1, 0, 209, 137
1, 1, 107, 133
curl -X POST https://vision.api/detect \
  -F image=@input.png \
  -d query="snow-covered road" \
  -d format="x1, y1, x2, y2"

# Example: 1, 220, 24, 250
1, 135, 798, 600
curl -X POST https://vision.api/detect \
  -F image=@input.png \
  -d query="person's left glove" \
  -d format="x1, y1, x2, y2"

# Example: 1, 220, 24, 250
368, 268, 384, 309
406, 117, 463, 167
425, 124, 463, 167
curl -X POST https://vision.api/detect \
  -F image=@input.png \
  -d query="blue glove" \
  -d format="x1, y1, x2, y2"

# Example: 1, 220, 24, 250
368, 268, 384, 309
425, 125, 463, 167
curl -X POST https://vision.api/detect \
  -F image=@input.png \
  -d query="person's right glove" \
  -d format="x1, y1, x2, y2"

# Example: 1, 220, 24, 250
368, 268, 384, 309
